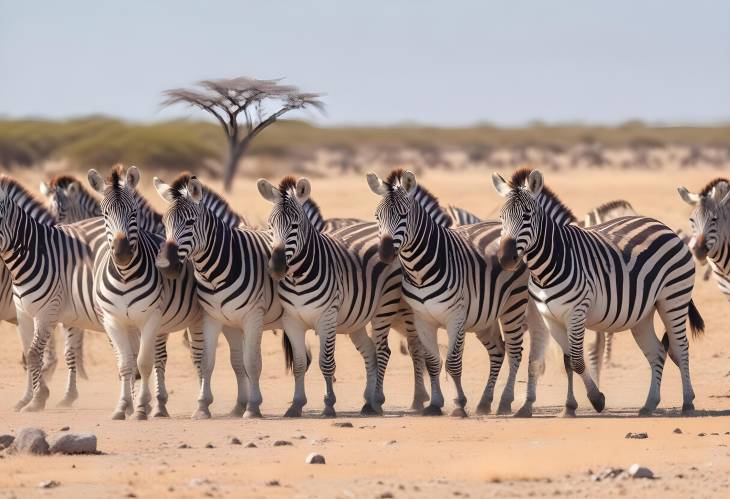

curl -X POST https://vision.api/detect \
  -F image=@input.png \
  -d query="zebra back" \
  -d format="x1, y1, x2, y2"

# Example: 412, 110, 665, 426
583, 200, 637, 227
169, 172, 246, 228
446, 205, 483, 226
0, 175, 55, 226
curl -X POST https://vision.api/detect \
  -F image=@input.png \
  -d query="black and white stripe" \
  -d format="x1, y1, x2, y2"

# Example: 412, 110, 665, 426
494, 167, 703, 416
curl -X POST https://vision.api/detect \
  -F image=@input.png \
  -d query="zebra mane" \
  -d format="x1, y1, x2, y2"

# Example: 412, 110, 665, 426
385, 168, 446, 208
594, 200, 634, 218
0, 174, 55, 224
107, 163, 125, 190
699, 177, 730, 198
278, 176, 298, 196
169, 172, 198, 200
509, 167, 577, 224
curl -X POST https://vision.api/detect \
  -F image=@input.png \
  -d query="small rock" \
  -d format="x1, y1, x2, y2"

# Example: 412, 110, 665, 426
257, 434, 270, 440
273, 440, 292, 447
125, 493, 137, 498
711, 432, 719, 436
59, 426, 70, 432
38, 480, 60, 489
229, 437, 242, 445
625, 432, 648, 439
266, 480, 281, 486
48, 433, 97, 455
591, 467, 625, 481
245, 441, 257, 448
306, 452, 326, 464
292, 435, 307, 440
332, 422, 353, 428
178, 443, 190, 449
627, 464, 654, 479
205, 443, 215, 449
673, 428, 682, 434
698, 433, 707, 437
0, 434, 15, 450
379, 493, 394, 499
11, 428, 49, 455
385, 440, 397, 445
189, 478, 213, 487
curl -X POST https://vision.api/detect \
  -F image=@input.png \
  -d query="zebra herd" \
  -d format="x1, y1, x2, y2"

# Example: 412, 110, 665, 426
0, 164, 723, 419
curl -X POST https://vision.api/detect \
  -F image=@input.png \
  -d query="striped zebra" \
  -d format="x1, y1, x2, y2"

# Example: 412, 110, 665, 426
0, 175, 88, 409
367, 169, 546, 417
678, 178, 730, 298
0, 186, 106, 412
154, 173, 283, 419
258, 176, 404, 417
493, 168, 703, 416
87, 165, 205, 420
445, 205, 482, 226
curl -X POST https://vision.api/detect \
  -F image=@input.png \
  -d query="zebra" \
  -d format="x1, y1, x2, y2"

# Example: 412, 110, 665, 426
367, 169, 547, 417
87, 165, 205, 420
0, 175, 90, 409
153, 173, 283, 419
678, 178, 730, 299
0, 184, 106, 412
258, 176, 404, 417
445, 205, 482, 226
493, 167, 703, 416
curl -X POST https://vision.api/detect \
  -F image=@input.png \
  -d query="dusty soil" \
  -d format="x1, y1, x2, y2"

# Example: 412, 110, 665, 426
1, 166, 729, 498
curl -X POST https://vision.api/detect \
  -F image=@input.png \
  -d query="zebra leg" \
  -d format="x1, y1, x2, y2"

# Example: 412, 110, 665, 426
603, 332, 615, 367
186, 324, 204, 383
445, 317, 468, 417
132, 318, 161, 420
630, 315, 666, 416
22, 316, 58, 412
370, 314, 394, 414
567, 304, 605, 413
242, 310, 264, 418
281, 318, 308, 418
194, 317, 222, 419
40, 327, 58, 384
317, 309, 338, 418
475, 324, 504, 415
106, 322, 135, 420
14, 311, 35, 411
587, 331, 605, 387
496, 292, 528, 415
657, 300, 695, 415
544, 317, 579, 417
222, 326, 248, 417
57, 326, 81, 407
515, 300, 549, 418
402, 316, 430, 411
348, 328, 379, 416
152, 333, 170, 418
415, 316, 444, 416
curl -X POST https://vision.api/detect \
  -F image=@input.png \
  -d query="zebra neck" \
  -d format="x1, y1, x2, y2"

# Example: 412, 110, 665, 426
0, 205, 52, 281
191, 210, 228, 279
286, 223, 317, 280
709, 240, 730, 275
525, 210, 577, 287
399, 206, 444, 285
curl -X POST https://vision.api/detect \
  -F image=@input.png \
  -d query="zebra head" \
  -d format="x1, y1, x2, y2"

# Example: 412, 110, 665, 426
153, 174, 205, 279
88, 165, 141, 268
41, 175, 99, 223
492, 169, 543, 271
678, 179, 730, 263
258, 176, 312, 280
367, 169, 418, 264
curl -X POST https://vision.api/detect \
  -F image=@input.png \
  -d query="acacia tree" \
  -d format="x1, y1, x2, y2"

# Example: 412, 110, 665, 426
162, 77, 324, 190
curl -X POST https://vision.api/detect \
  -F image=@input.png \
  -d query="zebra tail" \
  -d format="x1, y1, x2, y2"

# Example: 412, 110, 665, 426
399, 339, 408, 355
282, 332, 313, 374
688, 299, 705, 339
661, 332, 670, 351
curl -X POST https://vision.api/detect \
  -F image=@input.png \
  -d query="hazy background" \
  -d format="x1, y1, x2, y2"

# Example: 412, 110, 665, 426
2, 0, 729, 126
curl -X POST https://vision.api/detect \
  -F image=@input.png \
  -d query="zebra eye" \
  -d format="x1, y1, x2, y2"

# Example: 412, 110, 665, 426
184, 219, 195, 227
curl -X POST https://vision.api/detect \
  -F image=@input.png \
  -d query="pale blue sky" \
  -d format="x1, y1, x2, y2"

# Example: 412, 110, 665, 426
1, 0, 728, 125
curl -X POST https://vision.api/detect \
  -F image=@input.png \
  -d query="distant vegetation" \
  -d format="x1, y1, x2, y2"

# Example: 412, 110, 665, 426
0, 116, 728, 175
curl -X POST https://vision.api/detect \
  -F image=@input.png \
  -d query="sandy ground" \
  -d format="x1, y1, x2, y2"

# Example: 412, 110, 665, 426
1, 166, 730, 498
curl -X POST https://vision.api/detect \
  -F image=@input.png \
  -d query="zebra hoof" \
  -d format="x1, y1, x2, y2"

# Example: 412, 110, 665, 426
589, 391, 606, 413
132, 410, 148, 421
422, 405, 443, 416
153, 407, 170, 418
561, 407, 577, 418
283, 405, 302, 418
496, 402, 513, 415
360, 403, 381, 416
192, 408, 211, 420
13, 400, 30, 412
638, 407, 654, 417
111, 410, 126, 420
20, 400, 45, 413
681, 403, 696, 416
475, 403, 491, 416
229, 404, 246, 418
409, 401, 426, 412
451, 407, 468, 418
57, 395, 78, 408
321, 405, 337, 418
244, 407, 263, 419
514, 405, 533, 418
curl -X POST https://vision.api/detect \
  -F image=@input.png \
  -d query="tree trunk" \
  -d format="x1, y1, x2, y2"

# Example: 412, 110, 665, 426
223, 137, 252, 192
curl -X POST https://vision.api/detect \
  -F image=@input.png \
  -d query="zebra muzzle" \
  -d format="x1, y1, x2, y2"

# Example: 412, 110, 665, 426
269, 246, 288, 280
112, 233, 133, 266
498, 237, 520, 270
157, 241, 183, 278
378, 235, 396, 264
692, 235, 708, 262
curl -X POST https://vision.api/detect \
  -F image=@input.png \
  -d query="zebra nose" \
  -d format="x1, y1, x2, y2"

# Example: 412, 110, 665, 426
498, 237, 520, 270
692, 235, 708, 261
269, 246, 288, 280
157, 241, 182, 278
378, 235, 396, 264
112, 233, 133, 266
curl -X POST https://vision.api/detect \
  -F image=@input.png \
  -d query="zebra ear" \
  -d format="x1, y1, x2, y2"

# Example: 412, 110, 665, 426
66, 181, 80, 199
720, 190, 730, 207
402, 170, 417, 195
527, 170, 543, 197
366, 172, 389, 196
295, 178, 311, 203
87, 169, 105, 194
125, 166, 140, 190
39, 181, 51, 197
677, 187, 700, 206
491, 173, 511, 197
153, 177, 175, 204
188, 177, 203, 204
257, 179, 281, 204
